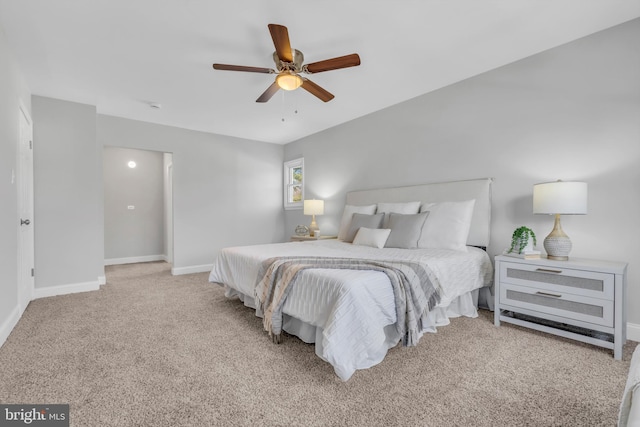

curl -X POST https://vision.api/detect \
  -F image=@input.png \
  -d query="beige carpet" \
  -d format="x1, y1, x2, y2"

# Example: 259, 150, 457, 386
0, 261, 636, 426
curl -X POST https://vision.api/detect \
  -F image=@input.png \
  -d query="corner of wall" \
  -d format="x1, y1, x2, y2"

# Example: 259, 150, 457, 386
0, 306, 22, 349
628, 322, 640, 343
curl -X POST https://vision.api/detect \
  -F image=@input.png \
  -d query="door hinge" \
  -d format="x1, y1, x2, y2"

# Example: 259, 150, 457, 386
31, 268, 34, 277
29, 140, 32, 149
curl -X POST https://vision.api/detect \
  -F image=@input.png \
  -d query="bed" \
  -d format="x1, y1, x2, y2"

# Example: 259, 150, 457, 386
209, 178, 494, 381
619, 345, 640, 426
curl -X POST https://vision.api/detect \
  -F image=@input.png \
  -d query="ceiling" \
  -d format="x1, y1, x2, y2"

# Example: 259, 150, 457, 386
0, 1, 638, 145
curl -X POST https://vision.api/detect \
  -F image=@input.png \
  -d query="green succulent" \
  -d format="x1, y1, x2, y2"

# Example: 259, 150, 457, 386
508, 226, 537, 254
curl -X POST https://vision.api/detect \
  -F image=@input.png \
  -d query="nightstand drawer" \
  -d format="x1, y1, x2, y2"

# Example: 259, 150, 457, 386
499, 261, 614, 300
499, 283, 614, 328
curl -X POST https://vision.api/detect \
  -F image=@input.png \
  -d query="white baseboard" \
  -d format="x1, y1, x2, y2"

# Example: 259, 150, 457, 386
33, 280, 100, 300
98, 276, 106, 285
0, 306, 21, 349
104, 255, 167, 266
628, 322, 640, 342
171, 264, 213, 276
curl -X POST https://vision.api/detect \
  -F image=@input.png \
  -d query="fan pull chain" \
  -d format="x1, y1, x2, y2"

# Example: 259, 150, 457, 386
281, 91, 285, 122
280, 91, 299, 123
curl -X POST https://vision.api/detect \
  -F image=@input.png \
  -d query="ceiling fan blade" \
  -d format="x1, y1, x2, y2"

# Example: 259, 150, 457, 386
301, 78, 334, 102
256, 82, 280, 103
304, 54, 361, 74
268, 24, 293, 63
213, 64, 274, 74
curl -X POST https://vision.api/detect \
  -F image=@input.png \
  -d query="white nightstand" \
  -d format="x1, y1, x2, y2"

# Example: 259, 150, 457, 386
494, 255, 627, 360
289, 235, 337, 242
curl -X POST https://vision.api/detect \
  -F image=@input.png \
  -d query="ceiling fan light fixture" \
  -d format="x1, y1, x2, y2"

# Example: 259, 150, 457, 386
213, 24, 358, 103
276, 71, 303, 91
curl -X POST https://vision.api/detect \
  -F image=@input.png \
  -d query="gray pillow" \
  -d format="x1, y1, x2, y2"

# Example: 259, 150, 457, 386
384, 212, 429, 249
344, 213, 385, 243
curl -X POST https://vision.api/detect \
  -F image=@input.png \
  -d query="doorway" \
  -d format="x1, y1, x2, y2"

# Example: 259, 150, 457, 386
103, 147, 173, 266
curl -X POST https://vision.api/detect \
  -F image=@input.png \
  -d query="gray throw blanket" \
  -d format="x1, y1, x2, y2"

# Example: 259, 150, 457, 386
255, 256, 442, 346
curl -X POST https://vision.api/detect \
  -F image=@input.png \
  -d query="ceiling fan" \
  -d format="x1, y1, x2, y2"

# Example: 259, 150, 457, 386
213, 24, 361, 103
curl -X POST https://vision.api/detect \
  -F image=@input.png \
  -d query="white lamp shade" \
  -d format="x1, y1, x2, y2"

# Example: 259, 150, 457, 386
533, 181, 587, 215
304, 199, 324, 216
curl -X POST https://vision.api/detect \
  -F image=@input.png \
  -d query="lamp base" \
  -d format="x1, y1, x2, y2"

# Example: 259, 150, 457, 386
543, 237, 571, 260
547, 255, 570, 261
543, 214, 572, 261
309, 215, 318, 237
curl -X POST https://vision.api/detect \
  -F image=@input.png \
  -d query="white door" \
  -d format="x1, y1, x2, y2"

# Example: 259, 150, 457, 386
17, 106, 34, 310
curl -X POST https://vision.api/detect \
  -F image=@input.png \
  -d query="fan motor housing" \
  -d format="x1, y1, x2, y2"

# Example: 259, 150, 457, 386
273, 49, 304, 72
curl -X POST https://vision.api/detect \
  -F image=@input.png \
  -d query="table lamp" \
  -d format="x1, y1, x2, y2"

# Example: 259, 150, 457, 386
304, 199, 324, 237
533, 180, 587, 260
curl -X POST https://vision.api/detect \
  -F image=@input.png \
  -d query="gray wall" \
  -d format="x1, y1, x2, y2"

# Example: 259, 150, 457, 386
103, 146, 164, 261
285, 20, 640, 323
97, 115, 285, 271
29, 99, 284, 278
0, 24, 31, 337
32, 96, 104, 288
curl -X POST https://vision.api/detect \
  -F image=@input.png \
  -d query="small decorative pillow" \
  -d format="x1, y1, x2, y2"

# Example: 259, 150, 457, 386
376, 201, 421, 228
344, 213, 385, 243
418, 199, 476, 252
384, 212, 429, 249
337, 204, 377, 241
352, 227, 392, 249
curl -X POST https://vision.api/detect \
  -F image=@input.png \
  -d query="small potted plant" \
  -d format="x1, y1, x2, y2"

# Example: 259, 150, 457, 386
508, 226, 537, 254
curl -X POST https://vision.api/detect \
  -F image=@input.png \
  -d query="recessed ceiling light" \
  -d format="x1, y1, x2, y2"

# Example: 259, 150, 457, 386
128, 161, 137, 168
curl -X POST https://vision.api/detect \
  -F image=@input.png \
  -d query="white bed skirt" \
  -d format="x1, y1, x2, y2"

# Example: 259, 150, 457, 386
224, 286, 481, 376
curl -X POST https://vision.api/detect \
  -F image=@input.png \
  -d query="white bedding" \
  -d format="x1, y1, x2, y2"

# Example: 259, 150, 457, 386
619, 345, 640, 426
208, 239, 493, 380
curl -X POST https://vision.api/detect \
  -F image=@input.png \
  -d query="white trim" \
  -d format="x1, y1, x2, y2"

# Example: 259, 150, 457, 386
104, 254, 167, 266
628, 322, 640, 342
17, 104, 34, 314
164, 154, 174, 265
33, 280, 100, 299
98, 276, 106, 285
0, 306, 21, 348
171, 264, 213, 276
283, 157, 304, 210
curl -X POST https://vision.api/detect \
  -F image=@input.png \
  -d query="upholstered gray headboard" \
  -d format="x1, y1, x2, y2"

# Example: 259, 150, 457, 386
345, 178, 492, 248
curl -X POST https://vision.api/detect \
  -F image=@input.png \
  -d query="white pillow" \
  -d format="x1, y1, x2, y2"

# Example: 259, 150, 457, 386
418, 200, 476, 252
337, 204, 377, 241
353, 227, 391, 249
376, 201, 421, 227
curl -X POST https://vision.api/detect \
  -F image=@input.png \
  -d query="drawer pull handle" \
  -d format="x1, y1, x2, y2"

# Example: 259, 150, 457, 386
536, 268, 563, 274
536, 291, 562, 298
